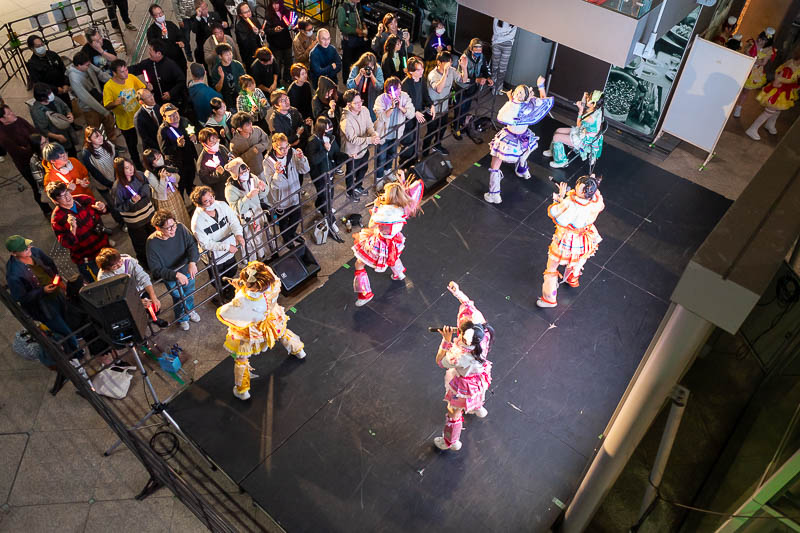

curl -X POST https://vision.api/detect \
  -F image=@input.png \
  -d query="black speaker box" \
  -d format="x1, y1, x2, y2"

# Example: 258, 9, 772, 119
79, 274, 149, 344
412, 151, 452, 192
269, 244, 321, 296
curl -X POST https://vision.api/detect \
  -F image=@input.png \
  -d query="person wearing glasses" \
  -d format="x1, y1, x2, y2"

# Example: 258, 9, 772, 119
234, 2, 264, 74
146, 209, 201, 330
190, 185, 244, 303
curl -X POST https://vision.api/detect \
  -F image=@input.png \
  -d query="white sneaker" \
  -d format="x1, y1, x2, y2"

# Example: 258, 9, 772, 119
293, 349, 306, 359
472, 407, 488, 418
434, 437, 462, 451
542, 149, 552, 157
549, 160, 568, 169
733, 105, 742, 118
355, 293, 373, 307
391, 271, 406, 280
766, 125, 778, 135
331, 221, 340, 233
178, 321, 190, 331
745, 128, 761, 141
233, 386, 250, 400
536, 298, 557, 308
189, 310, 201, 322
483, 192, 502, 204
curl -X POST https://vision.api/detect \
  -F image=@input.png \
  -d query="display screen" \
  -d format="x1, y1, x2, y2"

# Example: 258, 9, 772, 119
603, 6, 701, 136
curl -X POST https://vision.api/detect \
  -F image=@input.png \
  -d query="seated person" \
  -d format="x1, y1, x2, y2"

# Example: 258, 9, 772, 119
544, 90, 604, 169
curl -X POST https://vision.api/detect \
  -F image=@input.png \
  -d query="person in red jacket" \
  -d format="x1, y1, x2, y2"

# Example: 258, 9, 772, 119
46, 181, 110, 282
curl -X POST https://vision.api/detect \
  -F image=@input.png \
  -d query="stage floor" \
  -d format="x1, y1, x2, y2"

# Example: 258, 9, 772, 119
168, 119, 732, 532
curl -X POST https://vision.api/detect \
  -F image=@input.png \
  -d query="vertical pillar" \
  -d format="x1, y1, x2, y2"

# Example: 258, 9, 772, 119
558, 303, 713, 532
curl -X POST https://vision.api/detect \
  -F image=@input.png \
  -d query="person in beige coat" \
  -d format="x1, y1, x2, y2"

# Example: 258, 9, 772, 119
373, 76, 415, 179
340, 88, 381, 200
230, 111, 271, 180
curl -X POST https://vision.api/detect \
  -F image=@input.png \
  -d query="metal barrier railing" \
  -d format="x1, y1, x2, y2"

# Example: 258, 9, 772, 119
0, 79, 496, 532
0, 0, 126, 91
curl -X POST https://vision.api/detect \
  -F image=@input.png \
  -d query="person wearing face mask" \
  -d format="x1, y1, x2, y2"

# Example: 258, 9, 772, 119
135, 88, 166, 152
30, 83, 77, 156
305, 116, 346, 227
146, 4, 187, 75
196, 127, 233, 199
190, 0, 227, 68
423, 18, 452, 78
129, 42, 187, 110
262, 133, 309, 249
26, 35, 71, 107
189, 185, 244, 303
42, 143, 94, 199
309, 28, 342, 88
264, 0, 295, 84
371, 13, 409, 67
230, 111, 270, 180
224, 158, 269, 260
142, 148, 192, 227
292, 17, 316, 69
453, 38, 493, 144
157, 103, 198, 198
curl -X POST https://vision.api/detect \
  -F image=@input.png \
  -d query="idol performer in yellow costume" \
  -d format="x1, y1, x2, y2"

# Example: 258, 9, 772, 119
216, 261, 306, 400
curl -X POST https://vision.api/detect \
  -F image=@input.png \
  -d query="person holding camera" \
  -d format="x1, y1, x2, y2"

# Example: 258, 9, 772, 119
372, 13, 410, 67
453, 38, 493, 144
146, 209, 202, 331
143, 148, 192, 228
373, 76, 415, 180
347, 52, 384, 121
46, 181, 110, 282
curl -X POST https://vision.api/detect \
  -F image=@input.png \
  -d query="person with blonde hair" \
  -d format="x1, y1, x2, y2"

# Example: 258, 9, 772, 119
352, 170, 423, 306
217, 261, 306, 400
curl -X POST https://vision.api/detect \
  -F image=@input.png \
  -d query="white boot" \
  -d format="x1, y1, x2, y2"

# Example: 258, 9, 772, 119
233, 386, 251, 400
483, 169, 503, 204
293, 349, 306, 359
764, 111, 780, 135
746, 110, 770, 140
471, 406, 488, 418
733, 105, 742, 118
434, 437, 462, 451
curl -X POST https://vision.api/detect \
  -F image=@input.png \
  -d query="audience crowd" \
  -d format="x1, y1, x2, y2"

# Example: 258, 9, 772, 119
2, 0, 492, 348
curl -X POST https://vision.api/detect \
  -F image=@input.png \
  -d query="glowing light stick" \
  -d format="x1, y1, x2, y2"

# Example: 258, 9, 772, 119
143, 70, 150, 84
148, 302, 158, 321
437, 36, 442, 48
125, 185, 137, 197
52, 275, 61, 286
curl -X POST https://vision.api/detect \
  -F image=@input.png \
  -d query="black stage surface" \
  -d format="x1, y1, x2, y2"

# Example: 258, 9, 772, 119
169, 118, 732, 532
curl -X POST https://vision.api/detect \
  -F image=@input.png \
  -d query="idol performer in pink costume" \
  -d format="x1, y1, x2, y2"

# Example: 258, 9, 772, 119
352, 170, 423, 306
433, 281, 495, 451
537, 174, 604, 308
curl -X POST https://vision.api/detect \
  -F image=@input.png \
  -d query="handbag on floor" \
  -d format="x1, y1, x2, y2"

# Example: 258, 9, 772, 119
313, 219, 329, 245
93, 365, 134, 399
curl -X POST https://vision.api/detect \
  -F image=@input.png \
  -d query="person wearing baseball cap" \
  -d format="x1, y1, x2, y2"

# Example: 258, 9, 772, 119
4, 235, 81, 355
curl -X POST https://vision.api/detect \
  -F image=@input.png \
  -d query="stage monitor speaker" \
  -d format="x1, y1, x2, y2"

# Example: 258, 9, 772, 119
79, 274, 149, 345
269, 244, 321, 296
412, 151, 452, 192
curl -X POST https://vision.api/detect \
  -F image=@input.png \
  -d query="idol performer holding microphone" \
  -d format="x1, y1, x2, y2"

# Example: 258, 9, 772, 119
432, 281, 495, 452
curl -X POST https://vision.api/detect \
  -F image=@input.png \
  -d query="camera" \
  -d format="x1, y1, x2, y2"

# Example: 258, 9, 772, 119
400, 28, 409, 38
162, 165, 179, 174
93, 222, 114, 236
364, 66, 373, 76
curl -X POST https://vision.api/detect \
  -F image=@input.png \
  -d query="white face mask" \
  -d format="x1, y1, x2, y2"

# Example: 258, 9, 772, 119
47, 93, 55, 103
435, 28, 445, 36
154, 157, 164, 167
60, 160, 74, 173
322, 135, 330, 145
240, 171, 250, 181
156, 15, 166, 24
207, 142, 219, 153
34, 46, 47, 55
305, 30, 313, 37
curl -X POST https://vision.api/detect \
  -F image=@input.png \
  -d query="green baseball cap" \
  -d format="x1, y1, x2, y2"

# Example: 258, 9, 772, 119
5, 235, 33, 252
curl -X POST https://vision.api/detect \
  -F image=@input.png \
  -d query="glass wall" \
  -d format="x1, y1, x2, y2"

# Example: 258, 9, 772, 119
582, 0, 661, 19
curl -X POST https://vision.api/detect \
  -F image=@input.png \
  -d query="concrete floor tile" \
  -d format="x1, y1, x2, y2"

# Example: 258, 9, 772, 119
32, 379, 109, 432
83, 497, 175, 533
92, 444, 158, 502
8, 429, 105, 506
0, 434, 28, 503
0, 369, 49, 433
168, 498, 207, 532
0, 502, 89, 533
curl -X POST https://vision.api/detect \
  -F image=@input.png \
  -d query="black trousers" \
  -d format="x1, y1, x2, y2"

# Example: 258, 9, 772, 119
273, 47, 293, 85
105, 0, 131, 26
127, 223, 151, 271
16, 163, 51, 214
422, 115, 445, 154
345, 152, 368, 193
276, 206, 301, 246
119, 127, 143, 170
209, 254, 238, 299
